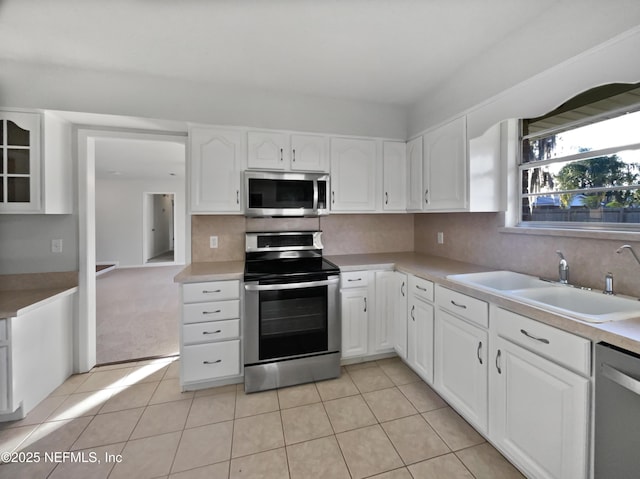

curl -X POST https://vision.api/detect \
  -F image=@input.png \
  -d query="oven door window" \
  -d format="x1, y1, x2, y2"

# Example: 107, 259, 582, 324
259, 285, 327, 360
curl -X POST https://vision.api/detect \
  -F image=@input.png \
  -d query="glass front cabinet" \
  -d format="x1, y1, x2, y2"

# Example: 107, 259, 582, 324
0, 111, 41, 212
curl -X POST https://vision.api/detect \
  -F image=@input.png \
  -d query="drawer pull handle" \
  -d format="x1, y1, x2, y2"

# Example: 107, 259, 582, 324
416, 285, 428, 292
520, 329, 550, 344
411, 305, 415, 321
401, 281, 405, 297
450, 300, 467, 309
496, 349, 502, 374
203, 310, 222, 315
202, 330, 222, 335
348, 278, 362, 282
477, 341, 483, 365
203, 359, 222, 365
202, 289, 222, 294
364, 297, 367, 312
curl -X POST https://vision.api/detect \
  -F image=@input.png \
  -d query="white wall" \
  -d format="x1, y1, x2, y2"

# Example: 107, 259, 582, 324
408, 25, 640, 138
0, 60, 407, 140
0, 214, 78, 274
96, 178, 185, 267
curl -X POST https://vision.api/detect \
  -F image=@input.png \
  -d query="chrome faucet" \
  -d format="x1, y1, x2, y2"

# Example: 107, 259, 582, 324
616, 244, 640, 265
556, 250, 569, 284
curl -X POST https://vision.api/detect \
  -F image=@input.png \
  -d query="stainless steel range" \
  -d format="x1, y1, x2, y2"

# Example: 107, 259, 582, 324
243, 231, 341, 393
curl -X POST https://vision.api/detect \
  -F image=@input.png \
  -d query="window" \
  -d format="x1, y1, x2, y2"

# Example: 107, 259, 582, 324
519, 83, 640, 228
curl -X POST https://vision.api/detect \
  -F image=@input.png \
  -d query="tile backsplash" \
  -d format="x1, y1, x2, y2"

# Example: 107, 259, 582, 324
191, 214, 414, 262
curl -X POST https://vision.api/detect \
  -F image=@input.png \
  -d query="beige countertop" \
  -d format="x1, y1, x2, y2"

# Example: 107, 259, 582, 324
174, 261, 245, 283
176, 253, 640, 355
0, 271, 79, 318
328, 252, 640, 356
0, 287, 78, 318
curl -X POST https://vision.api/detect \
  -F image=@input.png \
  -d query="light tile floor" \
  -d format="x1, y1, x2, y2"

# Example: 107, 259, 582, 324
0, 357, 525, 479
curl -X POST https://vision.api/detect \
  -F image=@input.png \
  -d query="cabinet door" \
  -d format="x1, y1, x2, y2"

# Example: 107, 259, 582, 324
330, 138, 377, 211
341, 288, 369, 359
408, 297, 434, 384
434, 309, 488, 433
290, 134, 328, 172
382, 141, 406, 211
247, 131, 288, 170
373, 271, 395, 354
0, 111, 41, 212
423, 116, 467, 210
189, 127, 243, 213
490, 336, 590, 479
406, 136, 424, 211
393, 272, 408, 360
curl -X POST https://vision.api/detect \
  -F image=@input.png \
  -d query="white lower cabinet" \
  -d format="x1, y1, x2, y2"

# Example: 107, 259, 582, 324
340, 270, 399, 360
180, 280, 242, 389
489, 308, 590, 479
340, 288, 369, 359
435, 309, 488, 433
407, 276, 435, 384
392, 272, 408, 360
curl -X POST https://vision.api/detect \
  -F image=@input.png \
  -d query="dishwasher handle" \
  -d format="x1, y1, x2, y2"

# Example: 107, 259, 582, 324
601, 362, 640, 396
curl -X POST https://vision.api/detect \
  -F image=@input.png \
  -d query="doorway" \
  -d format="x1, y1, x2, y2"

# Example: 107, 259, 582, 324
78, 128, 189, 371
144, 192, 176, 264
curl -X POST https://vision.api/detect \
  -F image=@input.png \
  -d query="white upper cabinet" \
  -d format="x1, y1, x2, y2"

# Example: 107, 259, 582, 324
0, 110, 72, 214
189, 126, 244, 213
423, 116, 468, 210
330, 137, 377, 212
382, 141, 406, 211
0, 111, 41, 213
290, 134, 328, 172
247, 131, 289, 170
406, 136, 424, 211
247, 132, 328, 172
468, 120, 508, 212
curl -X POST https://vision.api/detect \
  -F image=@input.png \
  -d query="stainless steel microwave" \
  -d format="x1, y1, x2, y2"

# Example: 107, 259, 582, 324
244, 171, 329, 217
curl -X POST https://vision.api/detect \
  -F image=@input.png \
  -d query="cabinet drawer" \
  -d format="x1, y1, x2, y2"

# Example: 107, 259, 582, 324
341, 271, 369, 289
409, 275, 434, 302
495, 308, 591, 376
183, 280, 239, 303
183, 300, 239, 324
183, 319, 240, 345
436, 285, 488, 328
182, 340, 240, 383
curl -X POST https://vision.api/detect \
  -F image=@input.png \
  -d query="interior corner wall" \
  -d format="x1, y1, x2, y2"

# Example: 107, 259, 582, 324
96, 177, 185, 267
0, 60, 408, 140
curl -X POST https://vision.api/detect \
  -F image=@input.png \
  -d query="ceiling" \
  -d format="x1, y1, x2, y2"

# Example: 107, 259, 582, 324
94, 137, 185, 180
3, 0, 640, 109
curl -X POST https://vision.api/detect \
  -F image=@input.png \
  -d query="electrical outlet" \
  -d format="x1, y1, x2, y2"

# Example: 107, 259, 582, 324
51, 238, 63, 253
209, 236, 218, 248
437, 232, 444, 244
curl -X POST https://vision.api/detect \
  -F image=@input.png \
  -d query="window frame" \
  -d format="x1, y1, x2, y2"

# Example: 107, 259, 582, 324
517, 101, 640, 232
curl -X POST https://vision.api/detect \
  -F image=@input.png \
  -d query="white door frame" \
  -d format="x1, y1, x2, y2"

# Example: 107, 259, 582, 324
143, 191, 176, 264
77, 127, 188, 372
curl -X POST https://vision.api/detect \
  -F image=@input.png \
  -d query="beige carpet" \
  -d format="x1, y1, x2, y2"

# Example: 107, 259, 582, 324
96, 265, 183, 364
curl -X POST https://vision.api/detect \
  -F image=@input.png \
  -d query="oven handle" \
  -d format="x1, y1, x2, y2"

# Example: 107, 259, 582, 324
244, 277, 339, 291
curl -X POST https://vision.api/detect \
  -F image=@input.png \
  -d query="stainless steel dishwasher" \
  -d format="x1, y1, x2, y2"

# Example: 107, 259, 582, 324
595, 342, 640, 478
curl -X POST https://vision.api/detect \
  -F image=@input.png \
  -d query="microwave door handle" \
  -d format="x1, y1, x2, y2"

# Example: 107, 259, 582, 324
313, 179, 319, 212
245, 278, 339, 291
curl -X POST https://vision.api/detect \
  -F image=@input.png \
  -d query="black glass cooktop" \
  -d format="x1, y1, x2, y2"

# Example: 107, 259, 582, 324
244, 257, 340, 283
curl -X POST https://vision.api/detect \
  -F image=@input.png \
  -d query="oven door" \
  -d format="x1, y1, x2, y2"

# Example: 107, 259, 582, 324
244, 276, 340, 365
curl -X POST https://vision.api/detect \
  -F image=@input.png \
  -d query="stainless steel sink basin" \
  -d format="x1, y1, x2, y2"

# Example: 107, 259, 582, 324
447, 270, 550, 291
447, 270, 640, 323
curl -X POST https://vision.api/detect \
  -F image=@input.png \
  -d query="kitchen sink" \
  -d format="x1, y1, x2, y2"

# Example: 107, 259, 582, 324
447, 270, 550, 291
509, 286, 640, 323
447, 270, 640, 323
